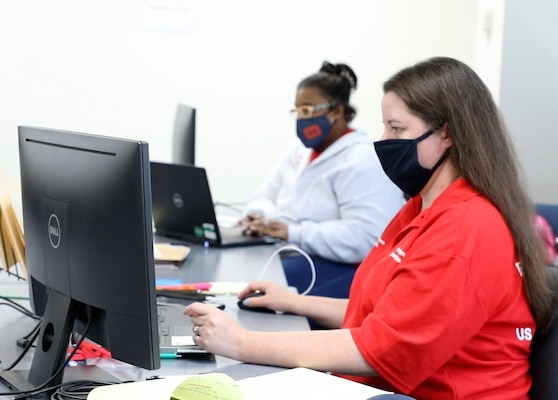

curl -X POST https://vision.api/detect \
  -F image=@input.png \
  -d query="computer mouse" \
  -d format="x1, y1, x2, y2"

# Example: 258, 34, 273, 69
237, 292, 275, 313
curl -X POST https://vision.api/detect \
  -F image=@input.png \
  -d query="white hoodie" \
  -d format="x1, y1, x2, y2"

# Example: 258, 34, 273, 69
244, 129, 404, 263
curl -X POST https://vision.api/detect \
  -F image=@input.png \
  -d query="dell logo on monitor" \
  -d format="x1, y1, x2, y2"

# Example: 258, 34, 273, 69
48, 214, 61, 249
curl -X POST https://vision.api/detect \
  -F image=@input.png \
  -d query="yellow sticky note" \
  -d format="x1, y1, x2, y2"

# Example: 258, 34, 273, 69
170, 373, 243, 400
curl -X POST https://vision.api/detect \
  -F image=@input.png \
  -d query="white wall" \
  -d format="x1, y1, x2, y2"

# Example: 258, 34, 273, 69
0, 0, 478, 203
473, 0, 506, 101
474, 0, 558, 205
498, 0, 558, 204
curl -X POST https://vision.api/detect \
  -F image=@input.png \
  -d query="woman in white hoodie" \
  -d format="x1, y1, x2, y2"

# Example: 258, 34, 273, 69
239, 61, 403, 302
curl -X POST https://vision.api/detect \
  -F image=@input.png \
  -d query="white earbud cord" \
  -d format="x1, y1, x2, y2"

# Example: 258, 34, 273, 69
258, 244, 316, 296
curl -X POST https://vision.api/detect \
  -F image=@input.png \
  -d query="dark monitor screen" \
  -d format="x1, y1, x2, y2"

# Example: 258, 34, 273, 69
172, 103, 196, 165
0, 126, 160, 393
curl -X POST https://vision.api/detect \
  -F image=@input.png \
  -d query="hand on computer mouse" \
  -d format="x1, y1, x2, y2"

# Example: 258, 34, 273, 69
237, 291, 275, 313
238, 282, 299, 314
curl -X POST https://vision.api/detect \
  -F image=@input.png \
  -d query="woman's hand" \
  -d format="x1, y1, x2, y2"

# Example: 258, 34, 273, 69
184, 303, 247, 359
239, 216, 288, 242
238, 281, 300, 314
238, 212, 265, 237
258, 219, 288, 241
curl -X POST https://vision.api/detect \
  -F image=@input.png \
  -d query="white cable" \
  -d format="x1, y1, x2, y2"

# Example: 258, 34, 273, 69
258, 244, 316, 296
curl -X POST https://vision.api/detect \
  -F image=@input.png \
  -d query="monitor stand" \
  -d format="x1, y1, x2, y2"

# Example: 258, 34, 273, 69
0, 290, 121, 397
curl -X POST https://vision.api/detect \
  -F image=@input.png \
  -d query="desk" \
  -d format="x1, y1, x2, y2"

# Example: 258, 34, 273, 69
155, 238, 286, 284
0, 242, 309, 397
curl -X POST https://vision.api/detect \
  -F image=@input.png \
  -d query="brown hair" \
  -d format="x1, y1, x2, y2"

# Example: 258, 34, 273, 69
383, 56, 555, 331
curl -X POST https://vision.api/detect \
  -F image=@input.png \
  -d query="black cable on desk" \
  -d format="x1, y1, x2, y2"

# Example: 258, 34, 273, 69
21, 379, 120, 400
0, 318, 99, 399
0, 295, 41, 372
49, 379, 118, 400
18, 320, 42, 348
15, 321, 93, 399
0, 295, 40, 320
1, 319, 41, 372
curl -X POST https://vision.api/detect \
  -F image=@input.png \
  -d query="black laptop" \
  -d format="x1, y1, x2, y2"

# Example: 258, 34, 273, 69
150, 161, 278, 247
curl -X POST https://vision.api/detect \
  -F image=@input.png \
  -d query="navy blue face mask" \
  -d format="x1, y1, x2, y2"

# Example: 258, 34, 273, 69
296, 115, 333, 149
374, 128, 449, 197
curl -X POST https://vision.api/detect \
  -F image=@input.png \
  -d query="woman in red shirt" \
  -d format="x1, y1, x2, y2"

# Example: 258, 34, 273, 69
184, 57, 555, 399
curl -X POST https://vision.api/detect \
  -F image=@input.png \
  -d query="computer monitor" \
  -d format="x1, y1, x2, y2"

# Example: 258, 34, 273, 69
172, 103, 196, 165
0, 126, 160, 393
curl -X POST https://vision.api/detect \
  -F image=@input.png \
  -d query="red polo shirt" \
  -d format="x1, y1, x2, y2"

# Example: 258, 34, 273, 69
340, 178, 534, 399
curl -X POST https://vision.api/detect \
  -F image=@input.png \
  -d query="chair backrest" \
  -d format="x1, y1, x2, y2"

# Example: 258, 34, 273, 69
535, 203, 558, 239
529, 267, 558, 399
535, 214, 558, 265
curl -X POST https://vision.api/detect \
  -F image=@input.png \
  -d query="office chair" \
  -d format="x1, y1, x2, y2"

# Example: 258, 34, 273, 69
529, 267, 558, 399
535, 203, 558, 239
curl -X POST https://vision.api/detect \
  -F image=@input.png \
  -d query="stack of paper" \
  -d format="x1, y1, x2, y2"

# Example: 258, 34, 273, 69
239, 368, 391, 399
87, 367, 392, 399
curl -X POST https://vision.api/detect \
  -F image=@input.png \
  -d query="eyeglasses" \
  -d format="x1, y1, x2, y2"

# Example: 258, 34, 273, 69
289, 102, 336, 119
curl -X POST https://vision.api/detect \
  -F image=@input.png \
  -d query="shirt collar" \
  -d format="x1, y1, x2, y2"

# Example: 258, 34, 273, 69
309, 128, 354, 162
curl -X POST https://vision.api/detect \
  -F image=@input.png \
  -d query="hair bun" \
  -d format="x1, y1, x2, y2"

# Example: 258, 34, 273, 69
320, 61, 357, 90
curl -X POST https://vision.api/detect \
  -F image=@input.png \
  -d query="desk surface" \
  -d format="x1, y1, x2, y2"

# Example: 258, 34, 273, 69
0, 242, 309, 397
155, 237, 286, 284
